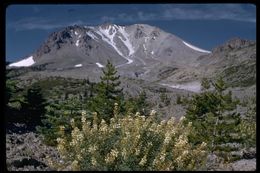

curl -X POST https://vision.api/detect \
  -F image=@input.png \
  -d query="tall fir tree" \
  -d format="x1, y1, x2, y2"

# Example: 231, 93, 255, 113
37, 95, 86, 146
89, 60, 123, 122
20, 85, 47, 127
185, 77, 243, 160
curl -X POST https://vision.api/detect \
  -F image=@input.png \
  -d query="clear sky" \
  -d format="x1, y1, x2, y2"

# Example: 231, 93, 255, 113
6, 4, 256, 62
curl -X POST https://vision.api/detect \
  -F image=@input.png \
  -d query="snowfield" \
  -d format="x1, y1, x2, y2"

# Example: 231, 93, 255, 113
161, 81, 201, 93
74, 64, 82, 67
96, 62, 104, 68
76, 40, 79, 46
95, 25, 134, 67
182, 41, 211, 53
9, 56, 35, 67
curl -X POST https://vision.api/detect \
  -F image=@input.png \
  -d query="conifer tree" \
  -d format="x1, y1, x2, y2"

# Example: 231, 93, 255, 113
89, 60, 123, 122
20, 85, 47, 127
185, 77, 243, 160
37, 95, 85, 146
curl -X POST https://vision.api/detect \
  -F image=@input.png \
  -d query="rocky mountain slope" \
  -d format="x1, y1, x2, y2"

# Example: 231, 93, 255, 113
7, 23, 255, 96
8, 23, 210, 81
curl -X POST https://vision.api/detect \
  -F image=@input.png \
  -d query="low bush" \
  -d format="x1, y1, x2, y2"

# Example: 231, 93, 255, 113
47, 107, 208, 171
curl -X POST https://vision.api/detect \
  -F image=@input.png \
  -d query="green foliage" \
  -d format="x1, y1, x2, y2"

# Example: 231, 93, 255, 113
37, 95, 86, 146
184, 77, 246, 161
89, 60, 124, 122
5, 79, 18, 105
48, 111, 208, 171
237, 97, 256, 148
159, 92, 171, 106
176, 95, 182, 104
220, 62, 256, 87
201, 78, 210, 91
125, 91, 150, 116
20, 85, 47, 126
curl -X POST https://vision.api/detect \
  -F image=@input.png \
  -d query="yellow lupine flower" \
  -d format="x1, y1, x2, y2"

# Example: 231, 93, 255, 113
70, 118, 76, 128
139, 155, 147, 166
71, 160, 80, 171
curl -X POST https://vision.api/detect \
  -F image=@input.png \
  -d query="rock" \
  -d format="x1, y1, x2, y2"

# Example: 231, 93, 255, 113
242, 147, 256, 159
231, 159, 256, 171
6, 132, 61, 171
206, 153, 221, 170
230, 151, 243, 159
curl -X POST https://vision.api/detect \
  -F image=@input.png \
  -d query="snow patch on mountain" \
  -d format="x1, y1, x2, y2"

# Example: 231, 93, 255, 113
96, 26, 124, 57
117, 26, 135, 56
183, 41, 211, 53
74, 64, 82, 67
161, 81, 201, 93
75, 31, 78, 35
76, 40, 79, 46
96, 25, 134, 67
143, 44, 147, 51
96, 62, 104, 68
87, 31, 98, 40
9, 56, 35, 67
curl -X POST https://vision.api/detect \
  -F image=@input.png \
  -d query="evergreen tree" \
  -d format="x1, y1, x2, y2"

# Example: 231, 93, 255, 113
5, 79, 17, 106
125, 90, 150, 116
201, 77, 210, 91
37, 95, 86, 146
20, 85, 47, 127
89, 60, 123, 122
185, 77, 243, 160
160, 91, 171, 106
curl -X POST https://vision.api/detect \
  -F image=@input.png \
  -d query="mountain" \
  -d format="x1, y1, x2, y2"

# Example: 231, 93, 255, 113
8, 23, 210, 81
7, 23, 255, 94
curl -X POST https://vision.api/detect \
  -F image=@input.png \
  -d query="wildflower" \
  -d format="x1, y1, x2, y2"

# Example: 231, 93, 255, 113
91, 157, 97, 166
71, 160, 80, 171
88, 145, 98, 153
135, 148, 140, 155
164, 133, 171, 144
81, 110, 87, 116
114, 123, 121, 129
150, 110, 156, 116
76, 154, 83, 161
81, 115, 86, 123
105, 149, 119, 164
140, 116, 146, 121
135, 112, 141, 117
160, 120, 166, 125
121, 148, 127, 160
100, 120, 108, 133
179, 116, 186, 122
139, 155, 147, 166
114, 103, 119, 117
59, 126, 65, 136
167, 117, 175, 126
174, 135, 188, 149
70, 118, 76, 128
200, 142, 207, 148
159, 152, 166, 162
136, 134, 141, 139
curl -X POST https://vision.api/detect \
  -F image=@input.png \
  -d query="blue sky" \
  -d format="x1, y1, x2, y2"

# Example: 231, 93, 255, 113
6, 4, 256, 62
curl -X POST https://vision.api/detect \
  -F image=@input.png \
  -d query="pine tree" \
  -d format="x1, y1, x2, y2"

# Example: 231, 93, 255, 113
20, 85, 47, 127
185, 77, 243, 160
37, 95, 85, 146
89, 60, 123, 122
